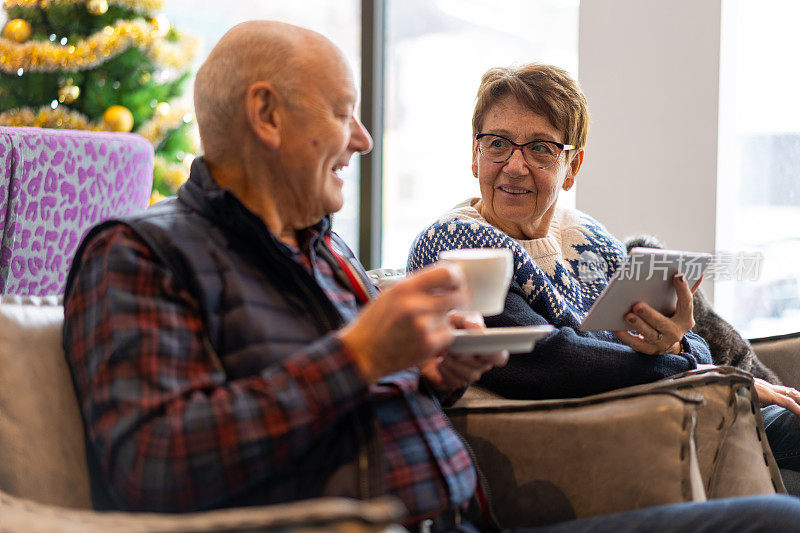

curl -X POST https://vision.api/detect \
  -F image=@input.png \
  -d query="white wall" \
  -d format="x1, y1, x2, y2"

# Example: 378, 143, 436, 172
577, 1, 722, 265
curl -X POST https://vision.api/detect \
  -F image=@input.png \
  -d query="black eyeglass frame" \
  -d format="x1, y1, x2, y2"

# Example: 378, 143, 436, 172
475, 133, 576, 169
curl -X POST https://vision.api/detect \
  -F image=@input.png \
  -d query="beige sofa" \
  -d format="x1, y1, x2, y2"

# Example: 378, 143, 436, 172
0, 295, 793, 531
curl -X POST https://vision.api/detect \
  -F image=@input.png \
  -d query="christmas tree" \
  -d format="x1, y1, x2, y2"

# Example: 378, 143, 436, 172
0, 0, 198, 201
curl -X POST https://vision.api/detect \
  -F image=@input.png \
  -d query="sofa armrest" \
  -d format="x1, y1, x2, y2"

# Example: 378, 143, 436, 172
446, 367, 783, 530
643, 366, 785, 498
446, 385, 705, 529
0, 491, 406, 533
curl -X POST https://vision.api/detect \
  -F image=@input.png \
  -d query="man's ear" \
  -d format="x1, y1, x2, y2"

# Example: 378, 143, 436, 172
246, 81, 281, 149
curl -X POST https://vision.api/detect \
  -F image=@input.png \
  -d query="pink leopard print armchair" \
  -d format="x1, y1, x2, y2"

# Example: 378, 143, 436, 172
0, 127, 153, 295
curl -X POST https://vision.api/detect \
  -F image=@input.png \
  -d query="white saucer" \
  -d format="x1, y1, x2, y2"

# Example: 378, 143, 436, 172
448, 325, 555, 355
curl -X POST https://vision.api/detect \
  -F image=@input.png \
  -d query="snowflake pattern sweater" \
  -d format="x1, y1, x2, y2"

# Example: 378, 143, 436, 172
407, 198, 712, 399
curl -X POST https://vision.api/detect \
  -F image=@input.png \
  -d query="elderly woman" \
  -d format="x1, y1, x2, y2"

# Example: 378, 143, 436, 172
407, 64, 800, 478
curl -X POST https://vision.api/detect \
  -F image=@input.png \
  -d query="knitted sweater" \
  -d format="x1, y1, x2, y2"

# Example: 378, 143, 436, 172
407, 198, 712, 400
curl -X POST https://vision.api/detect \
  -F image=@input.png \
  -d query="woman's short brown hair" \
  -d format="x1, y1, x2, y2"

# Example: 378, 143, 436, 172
472, 64, 589, 149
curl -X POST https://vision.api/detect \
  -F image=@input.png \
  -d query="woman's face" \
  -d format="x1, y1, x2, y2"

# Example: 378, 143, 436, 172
472, 95, 583, 240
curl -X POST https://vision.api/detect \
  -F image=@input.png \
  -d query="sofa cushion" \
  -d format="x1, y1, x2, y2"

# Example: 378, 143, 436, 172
0, 295, 92, 509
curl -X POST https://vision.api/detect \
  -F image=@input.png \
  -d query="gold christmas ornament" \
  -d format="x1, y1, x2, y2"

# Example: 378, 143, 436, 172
103, 105, 134, 132
58, 83, 81, 104
3, 18, 32, 43
86, 0, 109, 15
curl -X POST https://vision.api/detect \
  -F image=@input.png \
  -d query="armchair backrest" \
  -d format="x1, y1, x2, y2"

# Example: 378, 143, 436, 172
0, 295, 92, 509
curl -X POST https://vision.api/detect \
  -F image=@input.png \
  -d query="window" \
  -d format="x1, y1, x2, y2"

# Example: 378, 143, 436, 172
716, 0, 800, 338
381, 0, 580, 268
5, 1, 578, 269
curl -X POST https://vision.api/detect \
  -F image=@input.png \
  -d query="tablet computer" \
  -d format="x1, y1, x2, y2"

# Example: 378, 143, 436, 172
579, 248, 713, 332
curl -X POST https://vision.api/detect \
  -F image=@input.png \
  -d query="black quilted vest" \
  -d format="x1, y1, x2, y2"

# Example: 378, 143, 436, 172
68, 159, 383, 509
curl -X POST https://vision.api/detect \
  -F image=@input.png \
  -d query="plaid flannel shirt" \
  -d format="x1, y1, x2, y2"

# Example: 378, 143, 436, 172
63, 223, 476, 525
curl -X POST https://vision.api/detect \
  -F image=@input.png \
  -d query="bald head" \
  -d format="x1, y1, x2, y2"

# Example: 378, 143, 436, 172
193, 21, 342, 162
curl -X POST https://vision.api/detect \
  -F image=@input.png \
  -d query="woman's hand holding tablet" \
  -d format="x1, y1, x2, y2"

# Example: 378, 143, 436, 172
580, 248, 712, 334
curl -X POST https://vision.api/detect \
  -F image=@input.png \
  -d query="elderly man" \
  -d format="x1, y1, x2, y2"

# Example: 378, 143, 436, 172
64, 19, 504, 525
64, 20, 800, 532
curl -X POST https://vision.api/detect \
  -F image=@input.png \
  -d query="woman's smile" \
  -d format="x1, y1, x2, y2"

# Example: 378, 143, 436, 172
497, 185, 531, 195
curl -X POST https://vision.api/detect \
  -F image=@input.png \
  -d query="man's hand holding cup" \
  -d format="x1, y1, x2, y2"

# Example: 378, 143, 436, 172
340, 248, 513, 387
422, 248, 514, 391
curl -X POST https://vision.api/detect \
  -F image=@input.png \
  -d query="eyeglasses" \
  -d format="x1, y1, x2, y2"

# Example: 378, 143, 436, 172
475, 133, 575, 170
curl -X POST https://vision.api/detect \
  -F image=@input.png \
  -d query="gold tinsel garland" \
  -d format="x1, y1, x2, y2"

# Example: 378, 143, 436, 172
1, 104, 195, 194
154, 153, 191, 190
0, 17, 197, 73
147, 31, 197, 71
0, 103, 192, 137
0, 105, 102, 129
0, 106, 195, 201
136, 103, 192, 146
4, 0, 163, 12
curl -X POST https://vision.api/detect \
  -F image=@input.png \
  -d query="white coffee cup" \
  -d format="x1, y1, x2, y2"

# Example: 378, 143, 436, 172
439, 248, 514, 316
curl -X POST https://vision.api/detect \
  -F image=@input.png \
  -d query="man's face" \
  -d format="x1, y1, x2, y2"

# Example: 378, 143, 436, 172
275, 50, 373, 229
